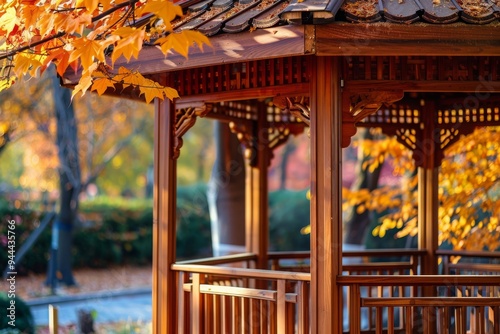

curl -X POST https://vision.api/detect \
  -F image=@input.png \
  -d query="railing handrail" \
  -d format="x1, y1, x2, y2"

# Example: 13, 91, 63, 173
342, 249, 426, 257
268, 251, 310, 260
337, 274, 500, 286
172, 263, 311, 281
268, 249, 426, 259
175, 252, 257, 266
447, 262, 500, 272
343, 262, 414, 271
362, 297, 500, 307
437, 249, 500, 258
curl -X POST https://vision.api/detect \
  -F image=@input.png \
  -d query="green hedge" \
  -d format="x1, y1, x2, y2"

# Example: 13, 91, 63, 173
1, 186, 312, 274
0, 292, 34, 334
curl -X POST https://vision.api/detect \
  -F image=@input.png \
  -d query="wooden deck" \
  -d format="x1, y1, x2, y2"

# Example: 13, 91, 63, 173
171, 250, 500, 333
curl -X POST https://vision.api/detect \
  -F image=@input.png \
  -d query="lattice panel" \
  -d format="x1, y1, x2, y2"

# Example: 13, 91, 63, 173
344, 56, 500, 82
160, 56, 311, 97
438, 106, 500, 127
211, 100, 258, 121
361, 104, 421, 127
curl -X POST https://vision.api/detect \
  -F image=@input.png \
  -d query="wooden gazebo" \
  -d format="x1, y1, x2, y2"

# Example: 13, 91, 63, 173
64, 0, 500, 332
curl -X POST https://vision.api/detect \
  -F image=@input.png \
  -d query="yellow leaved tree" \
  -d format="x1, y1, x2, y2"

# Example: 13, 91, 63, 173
0, 0, 210, 101
344, 126, 500, 252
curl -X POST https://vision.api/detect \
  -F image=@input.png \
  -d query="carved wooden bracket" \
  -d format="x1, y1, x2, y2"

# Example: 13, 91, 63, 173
273, 96, 310, 127
173, 104, 212, 159
229, 118, 304, 167
342, 90, 404, 147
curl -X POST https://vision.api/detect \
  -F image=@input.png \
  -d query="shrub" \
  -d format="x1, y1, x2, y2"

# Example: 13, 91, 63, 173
269, 189, 310, 251
0, 292, 34, 334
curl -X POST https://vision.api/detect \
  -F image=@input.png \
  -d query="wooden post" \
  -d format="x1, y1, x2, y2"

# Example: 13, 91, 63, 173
48, 305, 58, 334
310, 56, 343, 334
245, 103, 269, 270
417, 100, 439, 334
153, 98, 178, 334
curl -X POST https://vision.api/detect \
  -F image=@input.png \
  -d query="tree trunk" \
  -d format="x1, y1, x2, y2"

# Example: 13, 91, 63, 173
46, 71, 81, 286
207, 121, 246, 256
343, 129, 383, 246
278, 140, 296, 190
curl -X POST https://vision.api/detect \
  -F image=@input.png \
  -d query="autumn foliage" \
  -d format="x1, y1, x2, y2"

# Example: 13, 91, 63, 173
345, 126, 500, 252
0, 0, 210, 102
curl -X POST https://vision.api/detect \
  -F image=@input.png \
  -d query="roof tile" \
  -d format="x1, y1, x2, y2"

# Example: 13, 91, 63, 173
173, 0, 500, 36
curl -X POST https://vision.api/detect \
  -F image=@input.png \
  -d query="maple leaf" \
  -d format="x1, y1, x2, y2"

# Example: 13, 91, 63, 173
0, 7, 18, 34
139, 79, 179, 103
13, 53, 43, 78
60, 12, 92, 36
85, 0, 100, 13
111, 27, 145, 64
156, 30, 211, 58
69, 38, 108, 70
91, 77, 116, 95
71, 67, 95, 99
137, 0, 183, 31
0, 77, 15, 92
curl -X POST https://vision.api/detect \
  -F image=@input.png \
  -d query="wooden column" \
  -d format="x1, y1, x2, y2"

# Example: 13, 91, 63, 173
417, 99, 439, 276
417, 100, 439, 334
310, 56, 343, 334
153, 98, 177, 334
245, 103, 269, 270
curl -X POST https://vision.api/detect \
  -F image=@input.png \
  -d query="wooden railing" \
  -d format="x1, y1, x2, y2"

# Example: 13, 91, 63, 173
338, 275, 500, 334
268, 249, 425, 275
171, 250, 500, 333
172, 259, 310, 334
438, 250, 500, 275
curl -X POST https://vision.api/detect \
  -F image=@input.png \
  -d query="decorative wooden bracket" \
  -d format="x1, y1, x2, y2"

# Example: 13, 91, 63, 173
273, 96, 310, 127
230, 117, 304, 167
173, 104, 212, 159
342, 90, 404, 147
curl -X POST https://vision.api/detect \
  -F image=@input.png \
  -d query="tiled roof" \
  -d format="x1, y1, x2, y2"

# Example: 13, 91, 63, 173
172, 0, 500, 36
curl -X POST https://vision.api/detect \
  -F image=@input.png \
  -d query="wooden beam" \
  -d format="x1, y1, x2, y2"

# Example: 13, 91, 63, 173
344, 80, 500, 93
153, 98, 178, 334
310, 56, 343, 334
316, 23, 500, 56
176, 83, 310, 109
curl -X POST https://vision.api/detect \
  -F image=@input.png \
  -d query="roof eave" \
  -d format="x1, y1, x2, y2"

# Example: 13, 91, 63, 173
62, 24, 309, 87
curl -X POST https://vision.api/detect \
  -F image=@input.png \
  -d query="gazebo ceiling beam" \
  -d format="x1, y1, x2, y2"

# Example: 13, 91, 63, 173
345, 80, 500, 93
175, 82, 310, 109
317, 23, 500, 56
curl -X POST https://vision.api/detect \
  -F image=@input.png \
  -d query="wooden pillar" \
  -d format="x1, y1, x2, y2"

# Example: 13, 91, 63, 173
245, 103, 269, 269
153, 98, 178, 334
417, 99, 439, 276
310, 56, 343, 334
417, 100, 439, 334
417, 168, 439, 276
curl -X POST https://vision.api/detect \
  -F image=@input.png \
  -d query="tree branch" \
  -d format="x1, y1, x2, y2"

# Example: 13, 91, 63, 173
0, 0, 141, 61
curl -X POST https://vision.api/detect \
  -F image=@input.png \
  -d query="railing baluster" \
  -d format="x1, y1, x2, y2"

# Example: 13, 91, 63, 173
261, 300, 269, 334
376, 306, 383, 334
213, 294, 221, 334
250, 299, 259, 334
270, 299, 277, 334
297, 281, 309, 334
350, 284, 361, 333
387, 306, 394, 334
277, 279, 286, 334
494, 305, 500, 334
405, 306, 412, 334
192, 273, 204, 334
232, 296, 240, 334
